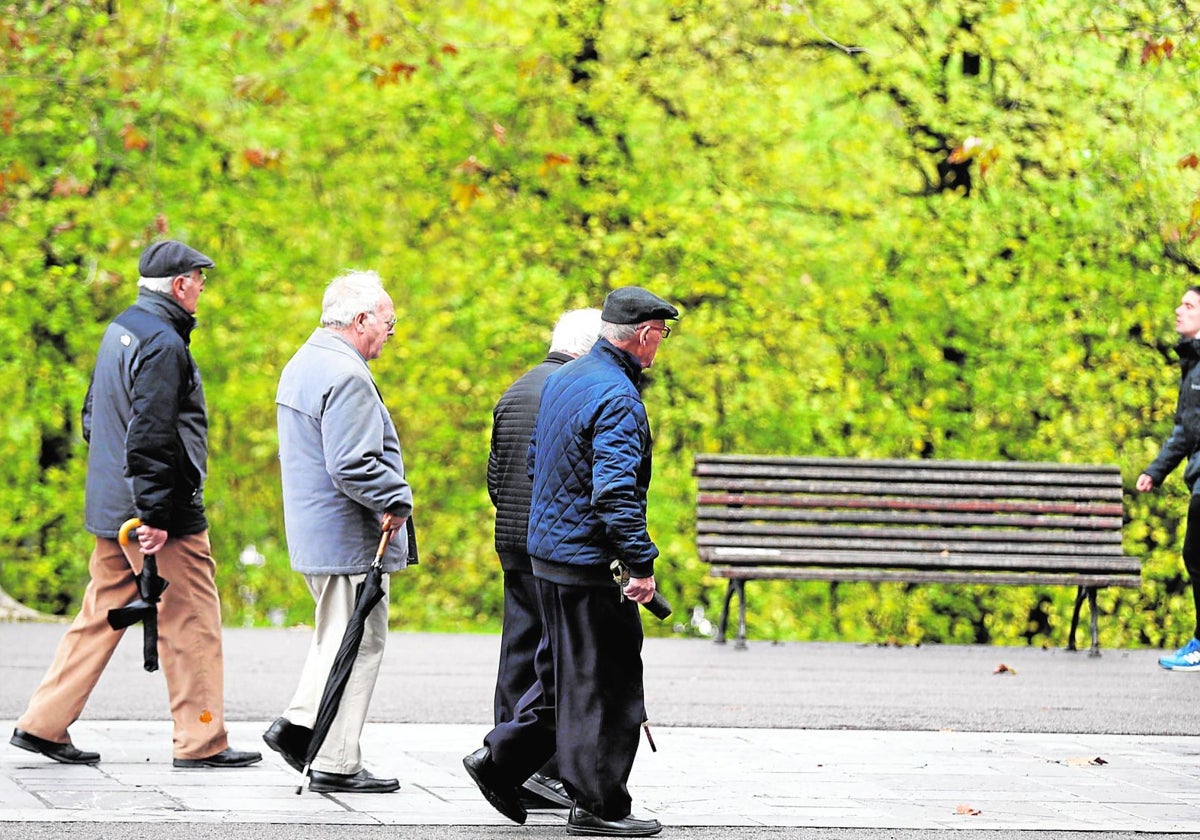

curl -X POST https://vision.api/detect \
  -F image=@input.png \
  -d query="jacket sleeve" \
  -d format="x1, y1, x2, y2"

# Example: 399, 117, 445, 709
125, 335, 187, 529
1144, 423, 1191, 485
319, 373, 413, 518
487, 404, 501, 507
590, 395, 658, 578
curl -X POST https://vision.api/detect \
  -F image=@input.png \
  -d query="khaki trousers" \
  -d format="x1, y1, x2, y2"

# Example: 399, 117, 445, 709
283, 572, 389, 774
17, 532, 229, 760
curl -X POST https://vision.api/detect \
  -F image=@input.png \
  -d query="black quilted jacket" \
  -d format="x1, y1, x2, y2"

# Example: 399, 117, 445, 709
487, 351, 574, 570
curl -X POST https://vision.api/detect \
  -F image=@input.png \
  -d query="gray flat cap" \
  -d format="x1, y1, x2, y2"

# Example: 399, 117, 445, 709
138, 240, 215, 277
601, 286, 679, 324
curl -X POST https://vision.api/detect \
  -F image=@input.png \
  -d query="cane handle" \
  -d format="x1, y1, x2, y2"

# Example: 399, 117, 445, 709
118, 517, 143, 547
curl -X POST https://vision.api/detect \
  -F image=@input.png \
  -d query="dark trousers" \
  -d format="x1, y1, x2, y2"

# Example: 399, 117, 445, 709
494, 563, 558, 777
1182, 495, 1200, 640
485, 577, 645, 820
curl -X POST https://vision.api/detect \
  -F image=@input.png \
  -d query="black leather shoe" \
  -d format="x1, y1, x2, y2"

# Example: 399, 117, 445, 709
308, 768, 399, 793
10, 728, 100, 765
262, 717, 311, 772
567, 804, 662, 837
462, 747, 527, 824
522, 771, 573, 808
173, 746, 263, 768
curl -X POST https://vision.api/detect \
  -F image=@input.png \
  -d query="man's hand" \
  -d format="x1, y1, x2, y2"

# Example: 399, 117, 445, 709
623, 574, 656, 605
136, 524, 168, 555
1136, 473, 1155, 493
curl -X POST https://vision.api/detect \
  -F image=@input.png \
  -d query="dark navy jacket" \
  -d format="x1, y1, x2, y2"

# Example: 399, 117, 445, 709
526, 339, 659, 587
82, 290, 208, 538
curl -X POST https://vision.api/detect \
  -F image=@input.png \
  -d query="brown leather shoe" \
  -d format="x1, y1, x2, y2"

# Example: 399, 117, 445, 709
10, 728, 100, 765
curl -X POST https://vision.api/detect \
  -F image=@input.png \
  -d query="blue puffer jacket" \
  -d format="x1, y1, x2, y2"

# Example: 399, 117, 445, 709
527, 339, 659, 588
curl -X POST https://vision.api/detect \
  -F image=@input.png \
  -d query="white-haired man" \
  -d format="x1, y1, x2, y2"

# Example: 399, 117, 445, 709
487, 308, 602, 809
264, 270, 414, 793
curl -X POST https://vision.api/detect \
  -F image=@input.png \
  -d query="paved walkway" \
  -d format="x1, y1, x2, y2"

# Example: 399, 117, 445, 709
2, 624, 1200, 832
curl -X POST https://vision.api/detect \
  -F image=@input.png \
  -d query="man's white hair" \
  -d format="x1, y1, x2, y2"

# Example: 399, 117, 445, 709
549, 308, 602, 357
321, 270, 385, 328
137, 276, 175, 295
599, 320, 640, 342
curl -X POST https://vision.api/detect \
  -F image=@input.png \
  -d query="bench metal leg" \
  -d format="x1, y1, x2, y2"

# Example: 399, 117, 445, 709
1068, 585, 1102, 657
715, 579, 748, 649
716, 580, 736, 645
735, 580, 748, 650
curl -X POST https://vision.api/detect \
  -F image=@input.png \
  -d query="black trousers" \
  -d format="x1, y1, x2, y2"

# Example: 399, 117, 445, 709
485, 577, 645, 820
494, 563, 558, 777
1182, 495, 1200, 640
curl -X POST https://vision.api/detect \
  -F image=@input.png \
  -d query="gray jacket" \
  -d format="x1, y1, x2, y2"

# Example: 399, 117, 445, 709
276, 329, 413, 574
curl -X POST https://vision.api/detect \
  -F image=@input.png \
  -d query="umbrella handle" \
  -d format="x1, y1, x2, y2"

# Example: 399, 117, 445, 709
118, 517, 143, 548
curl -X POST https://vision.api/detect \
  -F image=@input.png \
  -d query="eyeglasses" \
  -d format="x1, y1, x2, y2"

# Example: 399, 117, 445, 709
372, 313, 397, 328
644, 324, 671, 339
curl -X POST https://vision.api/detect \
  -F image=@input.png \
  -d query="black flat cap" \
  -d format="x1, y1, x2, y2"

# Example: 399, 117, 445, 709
138, 240, 215, 277
601, 286, 679, 324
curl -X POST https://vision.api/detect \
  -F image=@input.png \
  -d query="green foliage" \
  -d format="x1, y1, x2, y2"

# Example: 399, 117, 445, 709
3, 1, 1200, 648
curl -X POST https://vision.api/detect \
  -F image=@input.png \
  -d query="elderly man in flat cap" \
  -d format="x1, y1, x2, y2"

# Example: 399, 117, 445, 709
10, 239, 261, 769
464, 286, 678, 838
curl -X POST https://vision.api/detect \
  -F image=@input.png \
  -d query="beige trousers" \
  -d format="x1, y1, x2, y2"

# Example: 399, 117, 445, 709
17, 532, 229, 760
283, 572, 389, 774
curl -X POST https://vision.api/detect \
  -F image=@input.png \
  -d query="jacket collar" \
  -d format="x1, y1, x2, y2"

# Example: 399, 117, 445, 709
135, 289, 196, 341
593, 338, 642, 384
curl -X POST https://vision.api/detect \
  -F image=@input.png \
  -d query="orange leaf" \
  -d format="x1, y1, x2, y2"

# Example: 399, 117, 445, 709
120, 124, 148, 151
539, 152, 572, 177
367, 33, 390, 50
492, 123, 507, 145
344, 11, 362, 34
455, 155, 484, 175
993, 663, 1016, 675
1179, 153, 1200, 169
956, 804, 982, 816
441, 43, 459, 56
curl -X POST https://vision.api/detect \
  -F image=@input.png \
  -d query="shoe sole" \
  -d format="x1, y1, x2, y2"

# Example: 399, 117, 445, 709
309, 782, 400, 793
463, 756, 527, 825
522, 776, 573, 808
9, 734, 100, 765
1159, 662, 1200, 671
566, 824, 662, 837
173, 757, 263, 768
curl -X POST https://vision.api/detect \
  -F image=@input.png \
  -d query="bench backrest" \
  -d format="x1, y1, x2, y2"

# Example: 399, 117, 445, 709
694, 455, 1135, 577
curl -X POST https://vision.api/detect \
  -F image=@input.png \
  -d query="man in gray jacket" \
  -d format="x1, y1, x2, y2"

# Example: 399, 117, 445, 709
264, 270, 414, 793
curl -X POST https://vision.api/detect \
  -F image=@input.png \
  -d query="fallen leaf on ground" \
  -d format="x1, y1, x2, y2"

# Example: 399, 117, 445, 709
956, 804, 982, 816
994, 663, 1017, 675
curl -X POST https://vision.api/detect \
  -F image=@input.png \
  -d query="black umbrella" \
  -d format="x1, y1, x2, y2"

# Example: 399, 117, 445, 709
108, 517, 169, 672
296, 513, 415, 793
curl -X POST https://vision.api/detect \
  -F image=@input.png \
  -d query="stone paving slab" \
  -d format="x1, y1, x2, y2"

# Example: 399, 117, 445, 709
1, 721, 1199, 831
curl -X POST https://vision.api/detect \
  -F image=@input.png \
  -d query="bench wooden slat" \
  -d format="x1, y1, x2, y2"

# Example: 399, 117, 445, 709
694, 463, 1120, 486
696, 454, 1120, 476
697, 494, 1123, 517
696, 523, 1124, 546
699, 546, 1140, 574
699, 508, 1122, 530
697, 534, 1125, 556
709, 565, 1142, 588
696, 477, 1120, 501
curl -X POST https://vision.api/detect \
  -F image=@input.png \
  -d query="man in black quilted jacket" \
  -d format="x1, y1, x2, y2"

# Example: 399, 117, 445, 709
486, 308, 601, 809
465, 286, 678, 838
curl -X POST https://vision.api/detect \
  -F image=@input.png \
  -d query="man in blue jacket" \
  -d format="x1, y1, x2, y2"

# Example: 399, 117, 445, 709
465, 286, 678, 838
11, 240, 261, 769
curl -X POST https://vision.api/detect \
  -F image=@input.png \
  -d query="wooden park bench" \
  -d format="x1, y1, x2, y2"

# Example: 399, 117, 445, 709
694, 455, 1142, 655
